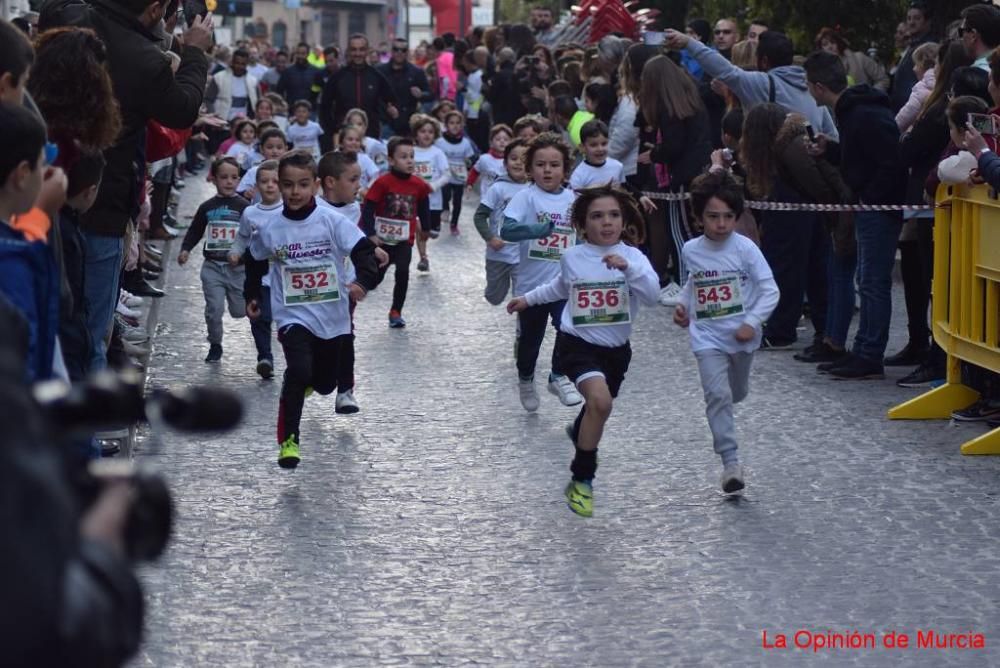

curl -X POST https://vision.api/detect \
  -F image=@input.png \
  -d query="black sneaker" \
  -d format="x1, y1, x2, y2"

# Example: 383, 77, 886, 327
417, 257, 429, 272
760, 336, 795, 350
884, 342, 929, 367
205, 343, 223, 363
817, 352, 853, 373
829, 355, 885, 380
794, 341, 844, 363
951, 399, 1000, 422
896, 363, 944, 388
256, 357, 274, 379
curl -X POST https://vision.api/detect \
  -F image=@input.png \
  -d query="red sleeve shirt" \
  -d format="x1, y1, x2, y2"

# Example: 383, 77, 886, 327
365, 173, 431, 245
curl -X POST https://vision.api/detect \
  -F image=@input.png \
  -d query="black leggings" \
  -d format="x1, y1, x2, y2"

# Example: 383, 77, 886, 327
516, 300, 565, 380
441, 183, 464, 228
374, 242, 412, 313
899, 221, 934, 347
277, 325, 350, 442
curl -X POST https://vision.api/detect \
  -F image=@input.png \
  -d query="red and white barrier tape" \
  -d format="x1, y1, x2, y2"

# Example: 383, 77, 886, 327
640, 191, 933, 213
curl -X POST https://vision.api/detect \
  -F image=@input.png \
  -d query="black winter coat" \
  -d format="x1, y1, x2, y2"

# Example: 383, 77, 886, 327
320, 64, 397, 139
377, 61, 430, 135
40, 0, 209, 238
635, 107, 713, 192
834, 84, 908, 205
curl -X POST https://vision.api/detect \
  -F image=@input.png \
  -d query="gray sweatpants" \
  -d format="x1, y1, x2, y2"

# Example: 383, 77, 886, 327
694, 349, 754, 463
201, 259, 246, 344
484, 259, 517, 306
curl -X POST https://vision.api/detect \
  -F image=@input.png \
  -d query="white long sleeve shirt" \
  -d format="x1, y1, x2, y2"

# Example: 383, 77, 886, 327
680, 233, 780, 354
414, 145, 451, 210
525, 242, 659, 348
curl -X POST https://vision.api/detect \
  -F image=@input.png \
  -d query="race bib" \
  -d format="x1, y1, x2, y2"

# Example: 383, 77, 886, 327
449, 161, 468, 181
282, 262, 340, 306
527, 224, 574, 261
375, 216, 410, 245
204, 221, 239, 252
693, 273, 744, 320
414, 161, 434, 182
571, 279, 630, 327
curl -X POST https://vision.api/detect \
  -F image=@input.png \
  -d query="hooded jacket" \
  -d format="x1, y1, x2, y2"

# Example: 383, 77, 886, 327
834, 84, 907, 205
40, 0, 209, 238
684, 39, 839, 142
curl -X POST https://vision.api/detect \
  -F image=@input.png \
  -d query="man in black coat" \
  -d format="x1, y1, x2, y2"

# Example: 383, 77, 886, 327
376, 37, 429, 138
276, 41, 318, 106
321, 33, 398, 139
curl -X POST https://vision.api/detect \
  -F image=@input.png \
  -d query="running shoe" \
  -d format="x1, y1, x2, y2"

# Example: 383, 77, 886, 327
564, 479, 593, 517
278, 436, 300, 469
429, 228, 440, 239
518, 378, 539, 412
721, 462, 745, 494
417, 257, 430, 272
120, 290, 144, 309
658, 282, 683, 307
256, 358, 274, 379
335, 389, 360, 414
450, 225, 461, 236
205, 343, 223, 363
759, 336, 796, 351
388, 310, 406, 328
548, 374, 583, 406
951, 399, 1000, 422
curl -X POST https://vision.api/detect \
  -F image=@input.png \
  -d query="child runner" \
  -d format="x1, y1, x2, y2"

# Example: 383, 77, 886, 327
237, 128, 288, 202
343, 108, 388, 172
512, 115, 543, 143
178, 157, 251, 363
432, 99, 457, 125
507, 184, 659, 517
286, 99, 323, 159
435, 110, 478, 235
230, 160, 281, 379
410, 114, 450, 269
474, 138, 528, 305
569, 120, 625, 189
264, 92, 289, 132
362, 137, 432, 328
338, 125, 381, 192
224, 118, 258, 170
317, 150, 390, 412
672, 171, 780, 493
499, 133, 584, 411
245, 150, 380, 469
467, 123, 511, 196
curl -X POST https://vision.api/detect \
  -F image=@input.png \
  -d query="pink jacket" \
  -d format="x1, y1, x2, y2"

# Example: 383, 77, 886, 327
437, 51, 457, 101
896, 68, 935, 134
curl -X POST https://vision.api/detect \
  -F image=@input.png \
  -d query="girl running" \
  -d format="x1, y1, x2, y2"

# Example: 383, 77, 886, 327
474, 138, 529, 305
410, 113, 450, 271
435, 110, 478, 235
338, 125, 381, 193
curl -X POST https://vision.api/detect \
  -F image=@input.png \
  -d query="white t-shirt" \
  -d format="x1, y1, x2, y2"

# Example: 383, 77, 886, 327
434, 135, 478, 185
481, 178, 526, 265
680, 233, 780, 354
319, 198, 363, 283
286, 120, 323, 159
413, 144, 450, 210
249, 201, 365, 339
248, 63, 269, 81
225, 141, 255, 166
363, 137, 388, 172
229, 75, 249, 120
525, 242, 659, 348
472, 152, 506, 197
234, 200, 283, 286
503, 184, 578, 295
569, 158, 626, 190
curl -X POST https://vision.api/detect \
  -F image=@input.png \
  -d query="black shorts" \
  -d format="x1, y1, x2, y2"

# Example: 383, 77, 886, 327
555, 332, 632, 397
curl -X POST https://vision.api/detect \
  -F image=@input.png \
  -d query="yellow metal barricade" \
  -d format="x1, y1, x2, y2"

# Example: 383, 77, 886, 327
888, 183, 1000, 454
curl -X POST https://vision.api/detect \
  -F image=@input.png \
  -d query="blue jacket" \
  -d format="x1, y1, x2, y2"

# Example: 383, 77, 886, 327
0, 225, 60, 382
833, 85, 908, 205
977, 149, 1000, 190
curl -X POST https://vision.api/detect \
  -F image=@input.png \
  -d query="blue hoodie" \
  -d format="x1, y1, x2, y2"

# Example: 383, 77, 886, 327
684, 39, 839, 142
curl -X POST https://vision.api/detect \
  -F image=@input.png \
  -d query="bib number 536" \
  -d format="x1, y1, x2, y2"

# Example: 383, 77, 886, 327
577, 288, 620, 309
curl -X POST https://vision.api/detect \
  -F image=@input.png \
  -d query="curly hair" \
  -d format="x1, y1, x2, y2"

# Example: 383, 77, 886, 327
409, 113, 441, 140
525, 132, 571, 176
28, 27, 121, 150
569, 183, 645, 246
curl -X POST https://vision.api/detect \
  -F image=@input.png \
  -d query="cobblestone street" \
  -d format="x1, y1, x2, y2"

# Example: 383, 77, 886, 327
132, 176, 1000, 666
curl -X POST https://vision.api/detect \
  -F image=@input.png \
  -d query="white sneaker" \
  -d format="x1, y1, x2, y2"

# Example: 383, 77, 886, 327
116, 301, 142, 319
548, 375, 583, 406
335, 389, 360, 414
721, 463, 745, 494
518, 378, 539, 412
120, 290, 144, 308
658, 282, 683, 307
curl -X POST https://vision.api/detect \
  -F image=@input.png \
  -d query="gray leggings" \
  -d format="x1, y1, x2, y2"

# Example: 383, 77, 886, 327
694, 349, 753, 462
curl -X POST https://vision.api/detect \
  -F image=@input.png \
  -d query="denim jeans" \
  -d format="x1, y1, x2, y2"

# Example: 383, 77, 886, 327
82, 231, 124, 372
825, 247, 857, 349
851, 211, 903, 362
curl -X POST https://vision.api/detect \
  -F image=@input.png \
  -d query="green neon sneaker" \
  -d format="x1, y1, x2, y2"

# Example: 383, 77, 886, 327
564, 479, 593, 518
278, 436, 300, 469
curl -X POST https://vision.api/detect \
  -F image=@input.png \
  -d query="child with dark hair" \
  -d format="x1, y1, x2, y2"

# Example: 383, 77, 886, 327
58, 149, 105, 380
0, 18, 34, 105
506, 183, 659, 517
434, 110, 479, 235
362, 137, 432, 328
672, 171, 779, 494
237, 127, 288, 201
245, 150, 381, 468
513, 115, 543, 142
178, 157, 251, 363
467, 123, 512, 196
569, 120, 624, 189
286, 99, 323, 159
224, 118, 258, 168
